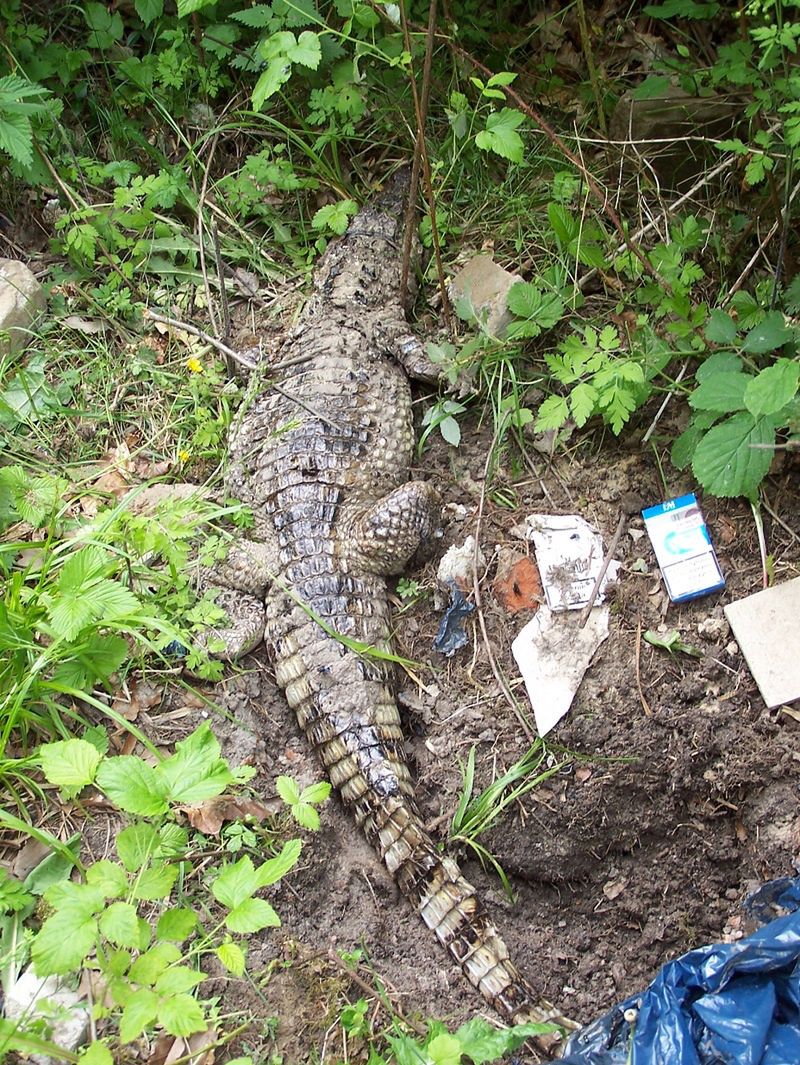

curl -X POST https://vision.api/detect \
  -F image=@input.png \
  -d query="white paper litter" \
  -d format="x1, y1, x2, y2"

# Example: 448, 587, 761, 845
512, 605, 610, 737
524, 513, 620, 611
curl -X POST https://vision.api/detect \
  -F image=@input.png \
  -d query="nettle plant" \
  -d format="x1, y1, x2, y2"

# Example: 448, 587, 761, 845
4, 723, 329, 1060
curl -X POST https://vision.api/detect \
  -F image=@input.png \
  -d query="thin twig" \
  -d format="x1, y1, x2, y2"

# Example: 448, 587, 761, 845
145, 309, 256, 368
577, 511, 626, 629
144, 309, 344, 429
210, 220, 230, 340
197, 131, 220, 337
473, 439, 538, 744
641, 362, 689, 445
399, 0, 454, 335
325, 949, 427, 1036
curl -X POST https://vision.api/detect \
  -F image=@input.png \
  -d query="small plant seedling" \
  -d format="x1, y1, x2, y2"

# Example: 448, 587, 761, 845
644, 629, 703, 658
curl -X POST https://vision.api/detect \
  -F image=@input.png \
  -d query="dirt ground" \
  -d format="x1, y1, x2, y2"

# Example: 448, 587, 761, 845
154, 409, 800, 1062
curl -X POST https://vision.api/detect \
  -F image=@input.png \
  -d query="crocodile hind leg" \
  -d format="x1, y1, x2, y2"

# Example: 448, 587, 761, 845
195, 538, 276, 660
348, 480, 440, 575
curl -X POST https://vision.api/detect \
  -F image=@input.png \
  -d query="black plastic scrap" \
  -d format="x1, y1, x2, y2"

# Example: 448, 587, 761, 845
561, 875, 800, 1064
433, 581, 475, 657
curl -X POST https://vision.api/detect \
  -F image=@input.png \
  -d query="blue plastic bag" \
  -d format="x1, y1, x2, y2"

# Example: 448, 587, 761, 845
561, 877, 800, 1064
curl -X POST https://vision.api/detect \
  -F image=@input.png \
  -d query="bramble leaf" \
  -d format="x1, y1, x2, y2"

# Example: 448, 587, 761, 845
39, 739, 102, 794
688, 372, 749, 413
744, 359, 800, 418
96, 757, 169, 817
692, 412, 775, 498
475, 109, 524, 163
225, 896, 280, 933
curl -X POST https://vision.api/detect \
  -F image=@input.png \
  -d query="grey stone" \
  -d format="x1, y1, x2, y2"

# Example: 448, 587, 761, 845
448, 254, 522, 337
4, 965, 90, 1064
0, 258, 45, 356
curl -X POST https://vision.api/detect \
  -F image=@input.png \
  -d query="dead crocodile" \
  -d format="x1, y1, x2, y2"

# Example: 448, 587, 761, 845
205, 170, 576, 1055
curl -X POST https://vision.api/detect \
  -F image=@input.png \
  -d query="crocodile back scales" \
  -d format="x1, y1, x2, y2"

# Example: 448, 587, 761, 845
226, 173, 572, 1053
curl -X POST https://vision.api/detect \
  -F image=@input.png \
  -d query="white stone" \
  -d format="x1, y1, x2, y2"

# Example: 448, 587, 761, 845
448, 254, 522, 337
0, 258, 46, 356
724, 577, 800, 709
4, 965, 90, 1064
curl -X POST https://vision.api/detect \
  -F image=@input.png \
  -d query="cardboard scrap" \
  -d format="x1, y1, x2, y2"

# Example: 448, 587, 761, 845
512, 605, 610, 737
724, 576, 800, 709
524, 513, 620, 611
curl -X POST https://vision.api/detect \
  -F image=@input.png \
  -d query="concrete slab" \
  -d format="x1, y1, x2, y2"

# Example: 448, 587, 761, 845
723, 576, 800, 708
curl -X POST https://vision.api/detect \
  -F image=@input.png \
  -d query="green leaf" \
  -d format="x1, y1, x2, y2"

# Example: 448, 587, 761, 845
705, 309, 738, 344
155, 966, 205, 995
275, 776, 300, 805
534, 394, 570, 432
299, 781, 331, 804
506, 283, 564, 332
176, 0, 216, 14
696, 351, 742, 382
134, 0, 164, 22
132, 863, 178, 901
119, 987, 159, 1043
744, 359, 800, 418
158, 723, 234, 804
254, 839, 302, 887
311, 199, 358, 235
156, 908, 197, 942
688, 372, 750, 413
453, 1017, 557, 1063
39, 739, 101, 793
428, 1032, 462, 1065
692, 412, 776, 498
632, 75, 671, 100
128, 942, 181, 986
288, 30, 321, 68
33, 902, 100, 974
212, 856, 258, 909
99, 902, 141, 948
252, 59, 292, 110
0, 111, 33, 167
96, 757, 169, 817
116, 823, 158, 871
741, 310, 792, 354
216, 940, 246, 976
0, 867, 33, 914
439, 416, 461, 447
570, 382, 599, 427
230, 4, 273, 26
84, 2, 124, 48
486, 71, 517, 87
225, 896, 281, 933
475, 108, 525, 162
157, 993, 207, 1037
88, 580, 141, 621
80, 1043, 114, 1065
86, 860, 129, 898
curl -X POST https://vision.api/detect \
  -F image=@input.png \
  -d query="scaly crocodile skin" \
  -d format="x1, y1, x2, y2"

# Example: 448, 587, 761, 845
209, 171, 576, 1056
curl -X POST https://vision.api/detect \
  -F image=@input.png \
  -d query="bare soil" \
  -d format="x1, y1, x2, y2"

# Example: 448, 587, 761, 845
176, 414, 800, 1062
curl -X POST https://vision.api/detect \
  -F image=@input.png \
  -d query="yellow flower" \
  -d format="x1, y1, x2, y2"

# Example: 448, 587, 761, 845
187, 356, 204, 374
178, 449, 190, 463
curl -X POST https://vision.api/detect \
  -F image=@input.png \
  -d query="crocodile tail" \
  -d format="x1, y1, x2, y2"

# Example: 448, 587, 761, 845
353, 792, 576, 1056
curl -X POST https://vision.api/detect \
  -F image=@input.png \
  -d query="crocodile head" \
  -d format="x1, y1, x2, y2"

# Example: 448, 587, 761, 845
312, 166, 418, 313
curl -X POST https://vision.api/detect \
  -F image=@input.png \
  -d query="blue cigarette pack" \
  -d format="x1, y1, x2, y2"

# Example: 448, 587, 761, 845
642, 493, 725, 603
